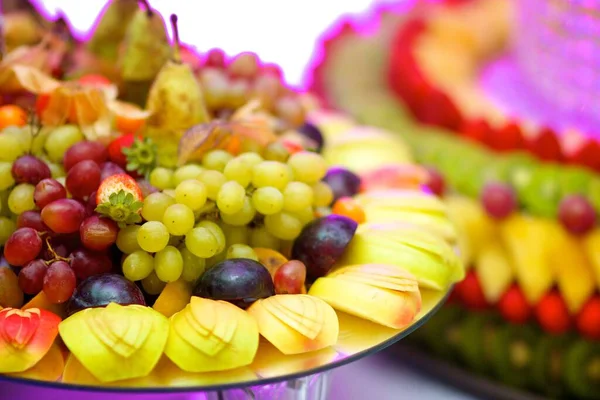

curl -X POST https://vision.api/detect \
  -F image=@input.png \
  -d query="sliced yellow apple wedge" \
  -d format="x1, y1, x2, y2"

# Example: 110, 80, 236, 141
475, 240, 514, 303
247, 295, 338, 355
59, 303, 169, 383
153, 280, 192, 318
7, 344, 64, 382
62, 353, 159, 387
164, 297, 259, 372
329, 263, 420, 293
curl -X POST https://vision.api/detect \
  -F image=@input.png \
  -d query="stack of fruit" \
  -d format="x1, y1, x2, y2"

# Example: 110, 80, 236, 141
0, 0, 461, 389
311, 0, 600, 398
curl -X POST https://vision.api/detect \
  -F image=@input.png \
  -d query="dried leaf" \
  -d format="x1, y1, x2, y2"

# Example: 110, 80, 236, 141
12, 65, 61, 94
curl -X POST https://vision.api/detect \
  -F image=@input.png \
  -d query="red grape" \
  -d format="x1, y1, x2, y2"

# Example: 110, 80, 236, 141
4, 227, 42, 266
558, 194, 596, 235
17, 210, 49, 232
19, 259, 48, 294
86, 192, 97, 216
41, 199, 86, 234
34, 178, 67, 209
43, 260, 76, 304
205, 48, 226, 68
425, 167, 446, 196
40, 242, 69, 261
80, 215, 118, 251
11, 155, 51, 185
100, 161, 126, 181
66, 160, 101, 199
63, 140, 108, 171
273, 260, 306, 295
70, 248, 112, 280
481, 182, 517, 219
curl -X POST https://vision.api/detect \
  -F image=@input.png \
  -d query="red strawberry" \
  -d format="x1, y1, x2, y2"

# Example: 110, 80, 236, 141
95, 174, 143, 228
454, 270, 489, 310
107, 133, 137, 168
498, 285, 532, 324
526, 127, 563, 162
488, 121, 524, 152
535, 291, 571, 334
460, 119, 491, 144
568, 139, 600, 171
575, 296, 600, 340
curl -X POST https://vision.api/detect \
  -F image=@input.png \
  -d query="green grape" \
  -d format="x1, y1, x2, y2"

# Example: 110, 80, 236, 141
142, 192, 175, 221
293, 206, 315, 225
288, 151, 328, 184
173, 164, 204, 186
220, 196, 256, 226
263, 141, 290, 162
0, 216, 16, 246
198, 170, 227, 200
221, 223, 248, 246
180, 247, 206, 282
264, 212, 302, 240
154, 246, 183, 282
150, 167, 174, 190
223, 157, 253, 187
195, 220, 226, 254
202, 149, 233, 172
252, 186, 283, 215
0, 162, 15, 190
282, 181, 313, 212
122, 251, 154, 281
142, 271, 166, 295
137, 221, 170, 253
250, 226, 281, 249
217, 181, 246, 215
3, 126, 32, 154
252, 161, 292, 190
44, 125, 84, 162
226, 244, 259, 261
0, 134, 26, 162
116, 225, 142, 254
162, 204, 195, 236
175, 180, 207, 211
312, 181, 334, 207
31, 127, 51, 156
236, 152, 263, 167
185, 227, 220, 258
8, 184, 35, 215
47, 162, 65, 179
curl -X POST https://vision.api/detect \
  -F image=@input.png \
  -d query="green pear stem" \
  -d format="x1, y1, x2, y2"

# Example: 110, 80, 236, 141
138, 0, 153, 16
170, 14, 182, 64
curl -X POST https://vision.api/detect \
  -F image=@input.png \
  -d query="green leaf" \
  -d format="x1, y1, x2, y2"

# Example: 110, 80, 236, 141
130, 201, 143, 211
126, 213, 142, 224
109, 193, 118, 206
117, 190, 126, 203
124, 192, 134, 205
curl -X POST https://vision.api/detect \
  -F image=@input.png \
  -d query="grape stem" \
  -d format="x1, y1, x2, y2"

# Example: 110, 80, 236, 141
44, 236, 70, 264
170, 14, 182, 64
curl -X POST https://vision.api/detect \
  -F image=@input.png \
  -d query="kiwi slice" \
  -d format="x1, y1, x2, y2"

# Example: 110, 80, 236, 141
457, 312, 500, 374
418, 305, 465, 360
520, 164, 563, 218
490, 323, 540, 388
586, 177, 600, 214
563, 339, 600, 400
505, 152, 537, 195
531, 334, 573, 398
558, 166, 592, 197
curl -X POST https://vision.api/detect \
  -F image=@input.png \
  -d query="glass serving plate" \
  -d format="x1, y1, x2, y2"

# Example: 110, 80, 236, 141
0, 288, 450, 400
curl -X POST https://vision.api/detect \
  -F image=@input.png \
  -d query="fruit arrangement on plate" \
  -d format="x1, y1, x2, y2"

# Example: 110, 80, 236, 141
312, 0, 600, 398
0, 0, 461, 389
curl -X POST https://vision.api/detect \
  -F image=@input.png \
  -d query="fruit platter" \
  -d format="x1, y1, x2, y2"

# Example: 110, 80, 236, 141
0, 1, 460, 398
312, 0, 600, 399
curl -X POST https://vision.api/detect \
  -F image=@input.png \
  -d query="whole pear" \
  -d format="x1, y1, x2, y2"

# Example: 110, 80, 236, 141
86, 0, 140, 62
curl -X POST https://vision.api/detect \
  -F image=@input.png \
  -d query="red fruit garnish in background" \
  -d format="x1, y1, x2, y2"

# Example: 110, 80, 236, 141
460, 119, 491, 144
453, 270, 489, 310
535, 291, 571, 334
107, 133, 136, 168
526, 127, 563, 161
35, 94, 51, 117
425, 167, 446, 196
558, 194, 596, 235
498, 285, 532, 324
481, 182, 517, 219
487, 122, 524, 152
576, 296, 600, 340
568, 139, 600, 171
204, 48, 226, 68
78, 74, 112, 87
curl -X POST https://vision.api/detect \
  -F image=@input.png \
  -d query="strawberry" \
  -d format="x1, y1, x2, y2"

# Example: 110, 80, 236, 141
526, 127, 563, 162
108, 133, 137, 168
575, 296, 600, 340
454, 270, 489, 311
95, 174, 143, 228
498, 285, 532, 324
488, 121, 524, 152
460, 119, 491, 144
568, 139, 600, 171
122, 137, 157, 179
535, 290, 571, 334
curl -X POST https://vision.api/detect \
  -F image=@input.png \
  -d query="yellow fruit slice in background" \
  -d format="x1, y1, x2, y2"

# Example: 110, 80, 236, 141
582, 229, 600, 289
475, 240, 514, 303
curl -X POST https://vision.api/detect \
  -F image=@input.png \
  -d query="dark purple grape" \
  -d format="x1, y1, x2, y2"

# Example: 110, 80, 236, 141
297, 123, 324, 152
558, 194, 596, 235
70, 248, 112, 280
193, 258, 274, 309
292, 215, 357, 279
19, 259, 48, 294
11, 155, 51, 185
66, 160, 101, 199
100, 162, 126, 181
63, 140, 108, 171
481, 182, 516, 219
322, 167, 361, 203
67, 273, 146, 315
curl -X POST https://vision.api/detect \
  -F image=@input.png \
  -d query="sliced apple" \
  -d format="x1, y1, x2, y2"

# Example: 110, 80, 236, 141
7, 343, 64, 382
329, 264, 420, 293
155, 355, 257, 387
475, 240, 514, 303
153, 280, 192, 318
62, 353, 159, 387
254, 248, 288, 277
359, 165, 429, 192
164, 297, 259, 372
22, 291, 66, 318
247, 295, 338, 355
59, 303, 169, 383
0, 307, 61, 373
